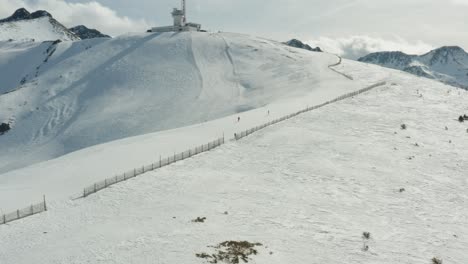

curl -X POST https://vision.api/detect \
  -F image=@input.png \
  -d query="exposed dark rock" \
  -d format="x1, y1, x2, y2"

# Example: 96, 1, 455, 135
0, 123, 11, 135
285, 39, 322, 52
69, 25, 111, 39
0, 8, 52, 23
30, 10, 52, 19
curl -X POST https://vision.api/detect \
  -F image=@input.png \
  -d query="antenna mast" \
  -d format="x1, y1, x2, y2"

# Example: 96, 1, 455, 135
182, 0, 186, 23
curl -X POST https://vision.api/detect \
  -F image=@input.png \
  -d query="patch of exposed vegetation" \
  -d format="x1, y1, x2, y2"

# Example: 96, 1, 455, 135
361, 232, 371, 252
432, 257, 443, 264
362, 232, 371, 240
0, 123, 11, 135
192, 217, 207, 223
196, 241, 263, 264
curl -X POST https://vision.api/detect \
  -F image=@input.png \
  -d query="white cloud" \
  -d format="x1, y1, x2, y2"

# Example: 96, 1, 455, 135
307, 36, 434, 59
0, 0, 151, 36
451, 0, 468, 6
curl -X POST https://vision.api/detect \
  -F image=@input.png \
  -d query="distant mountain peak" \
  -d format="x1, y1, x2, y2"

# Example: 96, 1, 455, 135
359, 46, 468, 90
285, 39, 322, 52
434, 46, 465, 53
30, 10, 52, 19
0, 8, 52, 23
0, 8, 80, 41
69, 25, 111, 39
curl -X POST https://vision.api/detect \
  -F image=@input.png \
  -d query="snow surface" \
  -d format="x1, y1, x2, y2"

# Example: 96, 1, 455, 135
0, 17, 79, 42
1, 58, 467, 263
0, 31, 362, 175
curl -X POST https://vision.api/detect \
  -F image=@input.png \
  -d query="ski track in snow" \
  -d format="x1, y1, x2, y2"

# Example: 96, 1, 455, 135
187, 32, 204, 96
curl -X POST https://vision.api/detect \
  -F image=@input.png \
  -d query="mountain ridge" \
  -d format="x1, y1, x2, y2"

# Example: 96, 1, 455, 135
285, 39, 322, 52
359, 46, 468, 89
0, 8, 110, 42
0, 8, 52, 23
69, 25, 111, 39
0, 8, 79, 41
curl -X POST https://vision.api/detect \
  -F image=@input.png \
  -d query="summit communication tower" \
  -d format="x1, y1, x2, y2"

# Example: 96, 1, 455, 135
149, 0, 201, 32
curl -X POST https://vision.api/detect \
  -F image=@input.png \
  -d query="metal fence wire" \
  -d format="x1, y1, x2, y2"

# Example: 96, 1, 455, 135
1, 196, 47, 225
234, 82, 386, 141
83, 137, 225, 197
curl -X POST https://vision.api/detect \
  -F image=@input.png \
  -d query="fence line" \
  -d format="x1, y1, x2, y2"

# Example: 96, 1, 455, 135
234, 81, 387, 141
1, 196, 47, 225
328, 56, 354, 80
1, 82, 385, 225
82, 137, 225, 197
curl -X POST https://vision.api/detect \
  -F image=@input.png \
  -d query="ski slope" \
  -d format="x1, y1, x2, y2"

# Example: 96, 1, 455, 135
1, 60, 467, 264
0, 31, 362, 175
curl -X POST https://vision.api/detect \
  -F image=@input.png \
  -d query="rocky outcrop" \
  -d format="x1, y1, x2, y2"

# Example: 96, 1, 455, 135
0, 8, 52, 23
285, 39, 322, 52
69, 25, 111, 39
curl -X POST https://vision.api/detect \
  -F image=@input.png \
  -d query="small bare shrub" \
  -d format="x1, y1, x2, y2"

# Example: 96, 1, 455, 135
362, 232, 371, 240
196, 241, 263, 264
192, 217, 207, 223
432, 257, 443, 264
401, 124, 407, 130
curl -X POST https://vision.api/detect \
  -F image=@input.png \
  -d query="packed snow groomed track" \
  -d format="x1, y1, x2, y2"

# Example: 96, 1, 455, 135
1, 60, 467, 263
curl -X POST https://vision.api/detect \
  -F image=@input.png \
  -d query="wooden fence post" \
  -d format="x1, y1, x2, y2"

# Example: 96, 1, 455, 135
17, 209, 20, 219
159, 156, 161, 167
2, 214, 5, 224
43, 195, 47, 211
94, 183, 97, 193
31, 205, 33, 215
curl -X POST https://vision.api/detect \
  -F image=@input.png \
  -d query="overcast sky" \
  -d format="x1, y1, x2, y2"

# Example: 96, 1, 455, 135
1, 0, 467, 59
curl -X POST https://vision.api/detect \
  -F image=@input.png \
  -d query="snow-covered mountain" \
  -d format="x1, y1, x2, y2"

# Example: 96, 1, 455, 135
0, 8, 51, 23
0, 8, 79, 41
1, 54, 467, 264
0, 31, 361, 174
285, 39, 322, 52
69, 25, 111, 39
358, 46, 468, 89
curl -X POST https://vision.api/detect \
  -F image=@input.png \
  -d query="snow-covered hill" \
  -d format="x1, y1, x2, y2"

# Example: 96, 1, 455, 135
0, 8, 79, 41
1, 57, 467, 264
0, 31, 362, 175
358, 46, 468, 89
